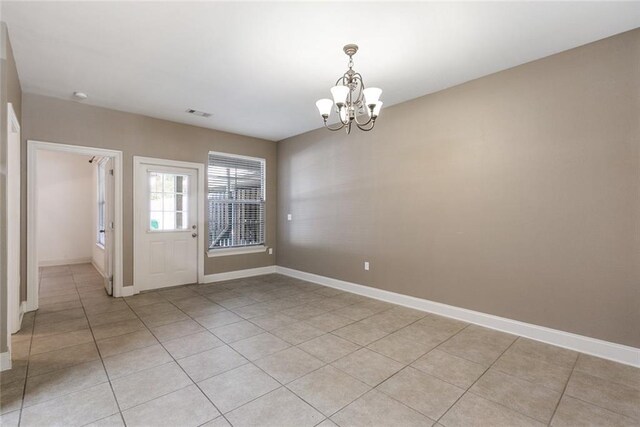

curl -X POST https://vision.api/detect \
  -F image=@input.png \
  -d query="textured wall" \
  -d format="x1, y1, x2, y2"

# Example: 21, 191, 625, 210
278, 29, 640, 347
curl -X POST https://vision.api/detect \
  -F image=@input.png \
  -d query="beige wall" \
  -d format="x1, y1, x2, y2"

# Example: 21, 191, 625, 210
36, 151, 94, 266
278, 29, 640, 348
22, 94, 278, 295
1, 23, 22, 353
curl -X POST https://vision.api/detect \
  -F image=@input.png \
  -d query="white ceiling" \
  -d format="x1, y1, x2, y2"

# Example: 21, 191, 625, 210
3, 2, 640, 141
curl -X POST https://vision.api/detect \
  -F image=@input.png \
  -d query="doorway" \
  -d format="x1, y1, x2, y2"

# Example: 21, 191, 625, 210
26, 140, 124, 311
133, 156, 204, 291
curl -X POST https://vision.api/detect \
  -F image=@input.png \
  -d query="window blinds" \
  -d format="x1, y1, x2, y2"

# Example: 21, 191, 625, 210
208, 153, 265, 249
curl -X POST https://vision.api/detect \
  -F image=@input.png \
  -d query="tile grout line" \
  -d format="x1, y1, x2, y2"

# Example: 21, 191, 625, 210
16, 266, 100, 423
74, 271, 127, 424
167, 280, 364, 422
434, 335, 540, 426
16, 297, 37, 427
547, 354, 579, 426
21, 269, 640, 426
13, 275, 426, 426
348, 323, 478, 425
214, 297, 437, 420
168, 280, 369, 421
122, 291, 236, 426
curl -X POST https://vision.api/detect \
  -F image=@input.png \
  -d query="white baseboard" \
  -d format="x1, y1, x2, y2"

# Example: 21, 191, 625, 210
120, 286, 136, 297
19, 301, 27, 324
39, 257, 92, 267
0, 352, 11, 371
201, 266, 277, 284
91, 259, 106, 278
276, 266, 640, 368
122, 265, 276, 297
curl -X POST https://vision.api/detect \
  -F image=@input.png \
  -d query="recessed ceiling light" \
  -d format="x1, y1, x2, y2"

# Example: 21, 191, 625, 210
186, 108, 212, 118
73, 91, 88, 100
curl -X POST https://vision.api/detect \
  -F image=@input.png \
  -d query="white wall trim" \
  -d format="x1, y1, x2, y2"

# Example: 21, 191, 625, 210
91, 258, 106, 278
120, 286, 137, 297
201, 266, 276, 284
6, 103, 22, 344
19, 301, 27, 323
207, 246, 267, 258
27, 140, 125, 310
0, 352, 11, 371
39, 257, 93, 267
276, 266, 640, 368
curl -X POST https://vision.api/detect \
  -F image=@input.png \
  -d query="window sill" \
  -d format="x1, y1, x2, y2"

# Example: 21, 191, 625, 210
96, 243, 105, 250
207, 246, 267, 258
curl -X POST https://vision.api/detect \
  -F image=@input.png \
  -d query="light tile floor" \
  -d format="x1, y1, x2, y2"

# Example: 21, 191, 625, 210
1, 263, 639, 426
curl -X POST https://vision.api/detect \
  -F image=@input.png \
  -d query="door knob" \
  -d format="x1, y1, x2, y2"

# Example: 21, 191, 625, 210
192, 233, 198, 238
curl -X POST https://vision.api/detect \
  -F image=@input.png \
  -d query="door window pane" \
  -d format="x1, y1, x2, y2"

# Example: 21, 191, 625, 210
148, 172, 189, 231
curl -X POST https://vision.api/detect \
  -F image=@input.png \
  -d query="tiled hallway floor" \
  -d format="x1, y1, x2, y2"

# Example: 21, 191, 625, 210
1, 264, 639, 426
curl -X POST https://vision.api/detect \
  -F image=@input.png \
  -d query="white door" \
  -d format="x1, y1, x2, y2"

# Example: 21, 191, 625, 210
7, 104, 21, 334
103, 157, 115, 295
135, 160, 199, 290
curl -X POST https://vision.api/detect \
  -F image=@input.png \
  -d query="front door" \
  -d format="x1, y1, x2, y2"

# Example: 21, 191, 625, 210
135, 160, 198, 290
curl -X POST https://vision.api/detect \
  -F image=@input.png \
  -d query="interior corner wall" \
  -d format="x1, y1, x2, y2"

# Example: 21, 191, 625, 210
1, 22, 22, 354
277, 29, 640, 348
36, 151, 94, 266
21, 94, 278, 293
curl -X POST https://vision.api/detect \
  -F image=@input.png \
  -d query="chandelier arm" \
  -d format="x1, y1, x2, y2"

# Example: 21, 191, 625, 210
318, 44, 380, 134
353, 112, 373, 126
356, 119, 376, 132
324, 119, 347, 132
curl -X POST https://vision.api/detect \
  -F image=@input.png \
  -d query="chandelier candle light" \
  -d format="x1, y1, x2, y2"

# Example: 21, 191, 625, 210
316, 44, 383, 134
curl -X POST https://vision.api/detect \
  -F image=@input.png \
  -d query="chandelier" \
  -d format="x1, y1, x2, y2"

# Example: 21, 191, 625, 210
315, 44, 383, 134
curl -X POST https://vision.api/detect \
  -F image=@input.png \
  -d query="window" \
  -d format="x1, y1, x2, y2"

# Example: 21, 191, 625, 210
148, 172, 189, 231
208, 152, 265, 250
96, 159, 106, 247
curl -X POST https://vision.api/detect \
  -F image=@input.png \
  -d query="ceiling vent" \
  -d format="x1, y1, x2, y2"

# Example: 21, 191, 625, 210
186, 109, 212, 118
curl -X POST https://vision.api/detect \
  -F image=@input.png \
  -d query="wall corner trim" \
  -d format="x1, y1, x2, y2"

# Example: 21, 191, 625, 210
0, 352, 12, 372
201, 266, 277, 284
276, 266, 640, 368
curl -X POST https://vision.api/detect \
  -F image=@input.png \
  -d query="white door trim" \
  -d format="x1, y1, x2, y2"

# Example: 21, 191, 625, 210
133, 156, 205, 293
27, 140, 125, 311
6, 103, 20, 361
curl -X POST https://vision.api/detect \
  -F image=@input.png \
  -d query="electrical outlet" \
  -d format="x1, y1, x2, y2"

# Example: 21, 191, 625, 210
364, 261, 370, 271
287, 214, 292, 221
268, 248, 273, 255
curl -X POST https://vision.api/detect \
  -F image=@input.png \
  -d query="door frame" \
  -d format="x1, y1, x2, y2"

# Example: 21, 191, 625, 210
26, 140, 125, 311
6, 103, 21, 364
132, 156, 205, 293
